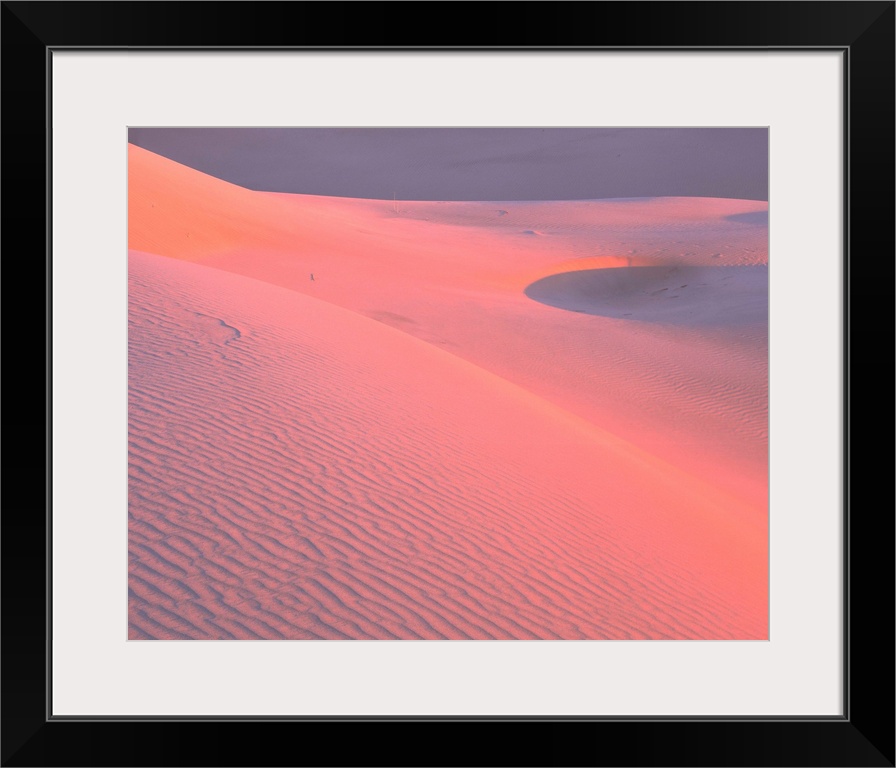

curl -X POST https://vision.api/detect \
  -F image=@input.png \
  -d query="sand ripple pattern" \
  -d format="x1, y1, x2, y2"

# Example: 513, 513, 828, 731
129, 252, 767, 640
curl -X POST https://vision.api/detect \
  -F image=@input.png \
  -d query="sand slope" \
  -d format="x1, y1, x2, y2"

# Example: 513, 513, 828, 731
130, 251, 766, 639
128, 144, 769, 639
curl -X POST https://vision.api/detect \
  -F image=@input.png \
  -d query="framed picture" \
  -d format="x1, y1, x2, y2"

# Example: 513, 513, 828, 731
124, 124, 773, 647
5, 1, 892, 765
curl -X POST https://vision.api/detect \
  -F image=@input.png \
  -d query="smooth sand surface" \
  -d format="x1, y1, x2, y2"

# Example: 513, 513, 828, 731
128, 144, 768, 639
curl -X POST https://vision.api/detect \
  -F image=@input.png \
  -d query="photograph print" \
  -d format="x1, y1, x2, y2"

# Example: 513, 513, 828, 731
128, 127, 769, 641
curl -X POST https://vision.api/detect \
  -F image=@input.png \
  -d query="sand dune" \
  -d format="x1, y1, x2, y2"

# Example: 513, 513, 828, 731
130, 250, 766, 639
128, 144, 769, 639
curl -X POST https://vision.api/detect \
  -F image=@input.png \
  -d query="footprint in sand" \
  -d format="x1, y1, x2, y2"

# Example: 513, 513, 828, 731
193, 312, 241, 345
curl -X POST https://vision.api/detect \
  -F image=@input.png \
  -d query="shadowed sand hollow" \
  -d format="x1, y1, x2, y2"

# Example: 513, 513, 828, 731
524, 265, 768, 326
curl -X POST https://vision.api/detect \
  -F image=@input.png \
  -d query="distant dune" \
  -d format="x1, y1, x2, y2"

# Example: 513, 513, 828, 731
128, 144, 769, 639
128, 127, 769, 201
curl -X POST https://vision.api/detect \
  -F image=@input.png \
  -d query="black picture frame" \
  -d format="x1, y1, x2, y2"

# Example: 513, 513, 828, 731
3, 2, 892, 765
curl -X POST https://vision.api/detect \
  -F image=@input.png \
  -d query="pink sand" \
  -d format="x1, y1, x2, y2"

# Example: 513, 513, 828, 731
128, 144, 768, 639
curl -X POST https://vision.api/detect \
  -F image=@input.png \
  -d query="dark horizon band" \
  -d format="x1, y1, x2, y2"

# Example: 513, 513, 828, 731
127, 126, 769, 202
